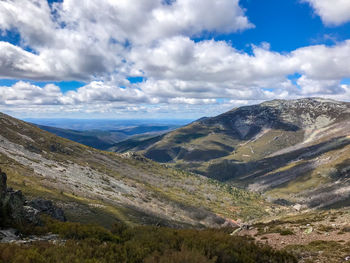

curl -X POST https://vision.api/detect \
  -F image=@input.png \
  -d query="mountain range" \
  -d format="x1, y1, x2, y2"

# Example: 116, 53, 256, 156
36, 124, 179, 150
2, 98, 350, 262
112, 98, 350, 210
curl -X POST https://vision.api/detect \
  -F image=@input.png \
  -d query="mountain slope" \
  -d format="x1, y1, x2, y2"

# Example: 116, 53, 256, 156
112, 98, 350, 209
0, 112, 273, 228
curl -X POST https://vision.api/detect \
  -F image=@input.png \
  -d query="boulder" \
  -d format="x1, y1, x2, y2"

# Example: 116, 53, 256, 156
0, 228, 21, 243
28, 199, 66, 222
1, 169, 26, 225
2, 188, 25, 224
23, 206, 41, 225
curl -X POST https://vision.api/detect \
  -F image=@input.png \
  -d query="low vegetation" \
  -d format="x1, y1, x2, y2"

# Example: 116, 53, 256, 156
0, 218, 297, 263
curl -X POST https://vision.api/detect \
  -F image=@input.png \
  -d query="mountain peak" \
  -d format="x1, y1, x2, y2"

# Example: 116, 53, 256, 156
259, 97, 347, 108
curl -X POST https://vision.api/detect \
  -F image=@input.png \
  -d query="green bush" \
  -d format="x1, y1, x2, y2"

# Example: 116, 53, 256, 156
278, 228, 295, 236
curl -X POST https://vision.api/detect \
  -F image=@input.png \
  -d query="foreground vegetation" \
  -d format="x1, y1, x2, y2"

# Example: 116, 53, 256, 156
0, 218, 296, 263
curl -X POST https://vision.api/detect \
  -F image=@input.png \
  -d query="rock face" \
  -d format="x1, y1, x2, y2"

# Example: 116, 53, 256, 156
0, 168, 26, 226
0, 168, 66, 227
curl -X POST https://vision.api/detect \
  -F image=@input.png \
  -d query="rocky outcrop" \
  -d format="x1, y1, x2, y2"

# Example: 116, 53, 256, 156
0, 168, 6, 198
0, 168, 26, 226
0, 168, 66, 227
28, 199, 66, 222
0, 228, 62, 244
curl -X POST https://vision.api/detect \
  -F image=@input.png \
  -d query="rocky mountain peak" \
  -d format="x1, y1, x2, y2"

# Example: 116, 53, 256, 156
204, 98, 350, 134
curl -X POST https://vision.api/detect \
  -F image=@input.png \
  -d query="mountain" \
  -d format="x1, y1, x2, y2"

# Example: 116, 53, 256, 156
36, 124, 181, 150
112, 98, 350, 209
0, 112, 273, 229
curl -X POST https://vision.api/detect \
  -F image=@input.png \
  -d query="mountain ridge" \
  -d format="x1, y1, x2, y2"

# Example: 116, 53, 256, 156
111, 98, 350, 210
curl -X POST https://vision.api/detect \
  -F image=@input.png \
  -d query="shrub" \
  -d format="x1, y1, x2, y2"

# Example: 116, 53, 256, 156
278, 228, 295, 236
341, 225, 350, 232
0, 219, 297, 263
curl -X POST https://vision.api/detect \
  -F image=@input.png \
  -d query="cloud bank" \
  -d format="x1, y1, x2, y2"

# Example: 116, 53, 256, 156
0, 0, 349, 117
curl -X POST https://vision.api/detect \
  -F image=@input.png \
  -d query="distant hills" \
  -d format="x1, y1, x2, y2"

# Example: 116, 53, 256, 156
112, 98, 350, 209
36, 124, 179, 150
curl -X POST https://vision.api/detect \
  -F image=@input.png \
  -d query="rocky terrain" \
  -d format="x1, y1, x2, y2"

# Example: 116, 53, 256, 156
1, 168, 66, 243
0, 112, 274, 229
112, 98, 350, 210
236, 209, 350, 262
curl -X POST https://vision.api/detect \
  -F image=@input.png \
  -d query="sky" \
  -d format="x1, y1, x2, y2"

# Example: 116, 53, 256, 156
1, 0, 350, 119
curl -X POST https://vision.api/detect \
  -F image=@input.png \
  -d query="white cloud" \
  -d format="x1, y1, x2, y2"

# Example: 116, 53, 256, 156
303, 0, 350, 26
168, 97, 216, 105
0, 81, 63, 105
0, 0, 252, 81
65, 81, 149, 104
3, 37, 350, 116
296, 76, 342, 95
131, 37, 297, 94
55, 0, 253, 44
133, 37, 350, 102
293, 40, 350, 79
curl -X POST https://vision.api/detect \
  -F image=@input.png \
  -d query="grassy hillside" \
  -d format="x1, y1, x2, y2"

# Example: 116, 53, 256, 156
0, 112, 276, 228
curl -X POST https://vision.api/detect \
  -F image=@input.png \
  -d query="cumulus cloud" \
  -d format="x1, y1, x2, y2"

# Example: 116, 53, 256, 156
0, 0, 252, 81
65, 81, 149, 104
303, 0, 350, 26
133, 37, 350, 101
293, 40, 350, 79
0, 81, 63, 105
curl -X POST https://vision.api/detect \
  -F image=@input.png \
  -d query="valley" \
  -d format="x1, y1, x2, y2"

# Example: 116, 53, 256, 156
0, 112, 272, 229
33, 120, 184, 150
1, 98, 350, 262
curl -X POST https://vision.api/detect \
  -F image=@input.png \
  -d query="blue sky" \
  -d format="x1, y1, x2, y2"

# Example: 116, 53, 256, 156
0, 0, 350, 119
228, 0, 350, 52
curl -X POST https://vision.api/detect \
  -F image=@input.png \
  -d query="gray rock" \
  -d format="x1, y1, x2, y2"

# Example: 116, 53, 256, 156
0, 228, 21, 243
0, 228, 63, 244
28, 199, 66, 222
3, 188, 25, 223
23, 205, 41, 225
